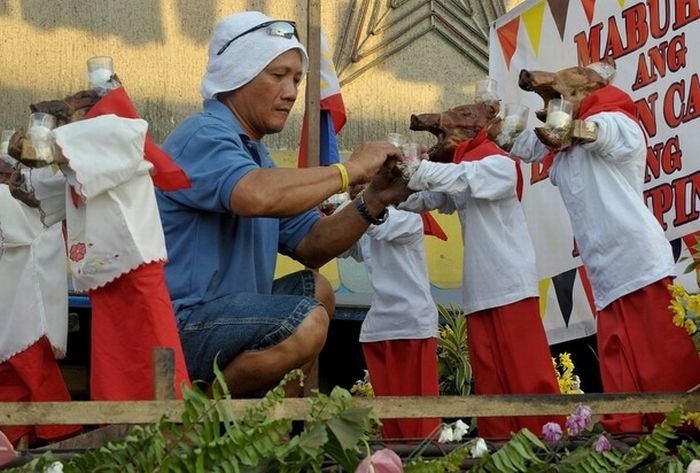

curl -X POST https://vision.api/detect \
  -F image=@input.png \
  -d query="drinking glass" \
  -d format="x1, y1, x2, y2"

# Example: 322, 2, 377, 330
546, 98, 573, 131
475, 78, 499, 103
21, 113, 57, 166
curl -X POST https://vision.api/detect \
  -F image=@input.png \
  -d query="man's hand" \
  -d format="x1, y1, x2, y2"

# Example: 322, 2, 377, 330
365, 159, 413, 207
344, 141, 403, 185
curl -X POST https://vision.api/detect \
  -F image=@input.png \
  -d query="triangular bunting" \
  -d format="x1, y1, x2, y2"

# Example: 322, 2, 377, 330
580, 0, 596, 24
617, 0, 625, 7
547, 0, 570, 40
522, 2, 547, 56
538, 278, 551, 318
497, 17, 520, 70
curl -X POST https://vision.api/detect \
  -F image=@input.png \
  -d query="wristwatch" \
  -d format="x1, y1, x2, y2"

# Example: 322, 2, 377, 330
355, 191, 388, 225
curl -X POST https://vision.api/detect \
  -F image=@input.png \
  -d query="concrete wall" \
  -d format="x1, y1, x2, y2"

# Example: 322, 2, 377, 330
0, 0, 522, 150
0, 0, 522, 292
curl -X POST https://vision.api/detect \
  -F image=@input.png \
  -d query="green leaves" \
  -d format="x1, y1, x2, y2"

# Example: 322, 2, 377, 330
437, 304, 472, 396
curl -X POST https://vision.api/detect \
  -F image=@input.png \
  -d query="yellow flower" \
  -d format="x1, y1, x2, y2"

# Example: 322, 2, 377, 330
687, 294, 700, 315
683, 412, 700, 429
669, 299, 686, 328
669, 283, 688, 299
684, 318, 697, 335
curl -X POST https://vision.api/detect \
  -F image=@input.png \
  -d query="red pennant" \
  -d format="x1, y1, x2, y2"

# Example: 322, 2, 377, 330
497, 17, 520, 70
581, 0, 596, 24
84, 87, 191, 191
420, 212, 448, 241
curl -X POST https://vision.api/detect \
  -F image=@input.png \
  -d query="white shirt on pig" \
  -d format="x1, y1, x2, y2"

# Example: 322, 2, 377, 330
340, 206, 438, 342
510, 111, 674, 309
29, 114, 167, 293
0, 178, 68, 363
401, 155, 538, 315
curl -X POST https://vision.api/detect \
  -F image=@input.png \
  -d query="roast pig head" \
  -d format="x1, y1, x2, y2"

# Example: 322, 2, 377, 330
518, 57, 615, 123
409, 101, 500, 163
30, 89, 102, 126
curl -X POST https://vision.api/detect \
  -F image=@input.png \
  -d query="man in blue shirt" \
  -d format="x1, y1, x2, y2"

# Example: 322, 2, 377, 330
156, 11, 408, 397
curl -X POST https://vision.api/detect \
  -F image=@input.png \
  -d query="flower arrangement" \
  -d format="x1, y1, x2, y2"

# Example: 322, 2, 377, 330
552, 352, 584, 394
350, 369, 375, 397
668, 282, 700, 353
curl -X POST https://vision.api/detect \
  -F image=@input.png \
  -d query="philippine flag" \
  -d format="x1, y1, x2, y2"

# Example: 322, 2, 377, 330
298, 31, 346, 167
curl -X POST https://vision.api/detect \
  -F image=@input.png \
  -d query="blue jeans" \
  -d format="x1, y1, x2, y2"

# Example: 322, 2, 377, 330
175, 270, 320, 384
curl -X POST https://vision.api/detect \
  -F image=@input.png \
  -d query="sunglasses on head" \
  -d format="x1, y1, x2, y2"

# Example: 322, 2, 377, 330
217, 20, 299, 56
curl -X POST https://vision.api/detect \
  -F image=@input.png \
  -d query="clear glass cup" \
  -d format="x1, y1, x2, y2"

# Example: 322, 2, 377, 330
400, 142, 420, 161
475, 78, 499, 103
21, 113, 57, 166
87, 55, 119, 93
387, 133, 405, 147
501, 103, 529, 135
546, 98, 573, 131
399, 142, 421, 181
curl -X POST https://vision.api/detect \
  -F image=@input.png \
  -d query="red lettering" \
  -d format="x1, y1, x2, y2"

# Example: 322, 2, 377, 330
604, 16, 626, 58
574, 24, 603, 65
685, 73, 700, 122
644, 183, 674, 230
631, 33, 686, 91
645, 136, 682, 183
648, 0, 672, 37
622, 3, 649, 51
636, 93, 658, 138
672, 0, 700, 30
663, 75, 700, 128
664, 80, 686, 127
672, 171, 700, 227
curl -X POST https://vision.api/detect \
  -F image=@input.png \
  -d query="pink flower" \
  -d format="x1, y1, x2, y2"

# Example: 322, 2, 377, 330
355, 449, 403, 473
541, 422, 563, 443
687, 459, 700, 473
594, 435, 611, 453
68, 242, 87, 262
566, 404, 592, 436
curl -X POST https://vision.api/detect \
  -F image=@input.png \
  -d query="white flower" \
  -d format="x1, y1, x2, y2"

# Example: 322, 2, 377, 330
470, 438, 488, 458
44, 461, 64, 473
452, 419, 469, 440
687, 459, 700, 473
438, 425, 455, 443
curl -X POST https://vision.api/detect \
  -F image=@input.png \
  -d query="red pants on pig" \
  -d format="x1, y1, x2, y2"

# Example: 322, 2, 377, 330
0, 336, 81, 446
362, 338, 441, 440
467, 297, 565, 439
597, 277, 700, 432
89, 261, 190, 401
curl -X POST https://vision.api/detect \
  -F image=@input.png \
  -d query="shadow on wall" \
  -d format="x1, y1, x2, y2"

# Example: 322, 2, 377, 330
4, 0, 217, 44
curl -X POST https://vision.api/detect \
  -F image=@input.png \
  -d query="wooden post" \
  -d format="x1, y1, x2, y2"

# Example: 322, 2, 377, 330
153, 347, 176, 401
304, 0, 322, 168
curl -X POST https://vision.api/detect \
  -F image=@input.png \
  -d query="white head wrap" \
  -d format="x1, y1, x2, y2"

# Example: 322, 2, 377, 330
586, 61, 616, 83
200, 11, 309, 100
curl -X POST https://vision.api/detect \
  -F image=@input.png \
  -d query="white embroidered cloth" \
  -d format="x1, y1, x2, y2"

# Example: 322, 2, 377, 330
52, 115, 167, 292
0, 183, 68, 363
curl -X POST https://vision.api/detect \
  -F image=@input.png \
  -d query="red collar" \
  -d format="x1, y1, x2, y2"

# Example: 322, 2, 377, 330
452, 128, 504, 163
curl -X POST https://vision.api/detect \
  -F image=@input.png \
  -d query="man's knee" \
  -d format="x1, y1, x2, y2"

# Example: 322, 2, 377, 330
313, 271, 335, 318
291, 305, 330, 362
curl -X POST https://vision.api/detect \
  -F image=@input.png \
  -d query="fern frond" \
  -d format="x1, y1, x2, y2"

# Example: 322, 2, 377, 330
404, 445, 471, 473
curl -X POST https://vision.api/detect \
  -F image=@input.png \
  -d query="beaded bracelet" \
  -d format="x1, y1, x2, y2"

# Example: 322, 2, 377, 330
355, 191, 388, 225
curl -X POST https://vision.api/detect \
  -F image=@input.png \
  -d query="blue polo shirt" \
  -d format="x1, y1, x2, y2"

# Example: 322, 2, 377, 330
156, 99, 320, 313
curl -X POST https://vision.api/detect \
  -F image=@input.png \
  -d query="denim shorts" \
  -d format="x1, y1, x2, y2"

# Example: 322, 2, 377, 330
175, 270, 320, 385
